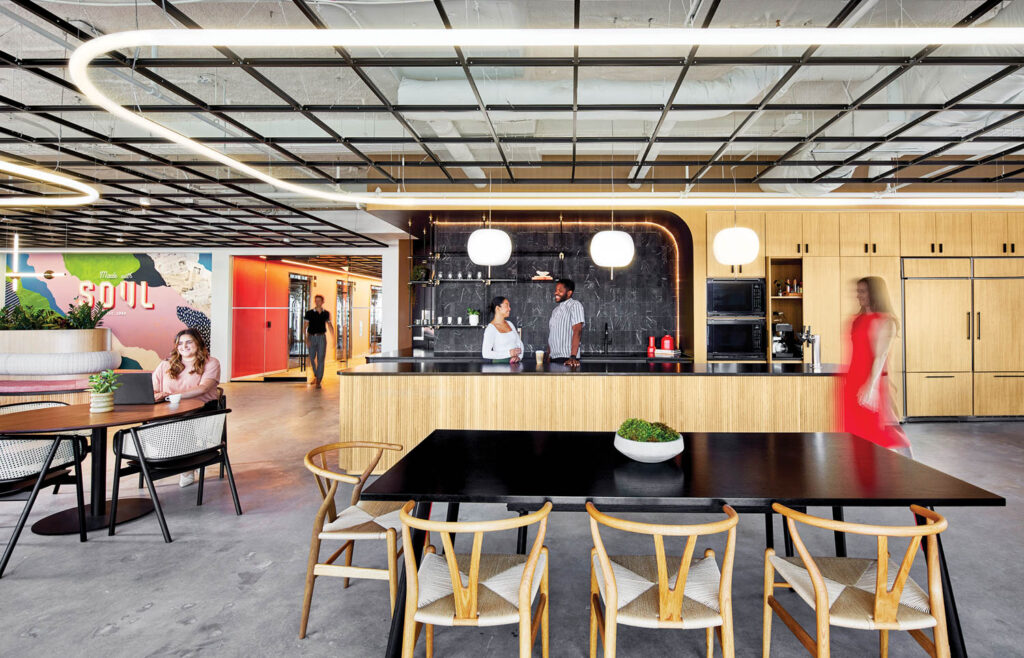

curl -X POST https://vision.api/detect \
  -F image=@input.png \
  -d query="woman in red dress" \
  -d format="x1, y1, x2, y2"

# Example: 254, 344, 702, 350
841, 276, 911, 455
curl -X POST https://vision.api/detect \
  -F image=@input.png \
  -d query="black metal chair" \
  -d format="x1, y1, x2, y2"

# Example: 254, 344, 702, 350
109, 408, 242, 543
0, 402, 88, 578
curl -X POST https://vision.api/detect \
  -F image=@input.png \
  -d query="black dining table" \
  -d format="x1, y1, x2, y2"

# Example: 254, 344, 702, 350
361, 429, 1004, 658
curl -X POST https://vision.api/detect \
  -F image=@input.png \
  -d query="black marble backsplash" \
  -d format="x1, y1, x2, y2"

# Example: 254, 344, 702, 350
417, 224, 678, 355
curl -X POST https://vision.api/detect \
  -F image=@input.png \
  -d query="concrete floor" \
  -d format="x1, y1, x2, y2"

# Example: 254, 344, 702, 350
1, 372, 1019, 657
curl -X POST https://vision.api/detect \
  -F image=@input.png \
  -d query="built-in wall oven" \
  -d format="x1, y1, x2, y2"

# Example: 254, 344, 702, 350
707, 318, 766, 360
707, 278, 766, 317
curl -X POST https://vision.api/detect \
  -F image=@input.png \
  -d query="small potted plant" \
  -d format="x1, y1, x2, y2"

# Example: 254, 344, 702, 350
613, 418, 684, 463
88, 369, 121, 413
467, 308, 481, 326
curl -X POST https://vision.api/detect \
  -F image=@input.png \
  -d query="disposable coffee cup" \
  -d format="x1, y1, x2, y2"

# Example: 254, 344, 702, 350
167, 393, 182, 405
535, 350, 544, 363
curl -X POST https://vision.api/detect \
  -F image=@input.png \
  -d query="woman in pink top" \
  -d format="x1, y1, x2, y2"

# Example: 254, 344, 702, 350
152, 329, 222, 488
152, 328, 221, 407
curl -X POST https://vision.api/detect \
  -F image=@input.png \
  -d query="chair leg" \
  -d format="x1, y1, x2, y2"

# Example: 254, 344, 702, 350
196, 466, 205, 506
221, 450, 243, 516
386, 530, 398, 615
604, 617, 617, 658
109, 448, 123, 536
425, 624, 434, 658
0, 440, 61, 578
706, 628, 714, 658
133, 434, 172, 543
879, 629, 889, 658
589, 563, 599, 658
71, 438, 87, 543
763, 548, 775, 658
721, 605, 735, 658
138, 471, 144, 489
342, 541, 355, 589
219, 463, 224, 479
401, 601, 418, 658
519, 601, 532, 658
541, 555, 550, 658
298, 534, 322, 639
52, 483, 61, 495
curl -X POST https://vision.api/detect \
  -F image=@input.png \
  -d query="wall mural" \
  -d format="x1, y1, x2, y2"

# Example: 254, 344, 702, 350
4, 253, 212, 370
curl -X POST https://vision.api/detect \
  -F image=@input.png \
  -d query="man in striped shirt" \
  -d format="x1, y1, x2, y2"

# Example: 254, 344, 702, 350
547, 278, 585, 367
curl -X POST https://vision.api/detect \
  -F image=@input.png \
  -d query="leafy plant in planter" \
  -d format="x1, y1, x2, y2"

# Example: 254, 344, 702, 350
88, 369, 121, 393
617, 418, 680, 443
65, 301, 111, 329
0, 304, 62, 330
467, 307, 481, 325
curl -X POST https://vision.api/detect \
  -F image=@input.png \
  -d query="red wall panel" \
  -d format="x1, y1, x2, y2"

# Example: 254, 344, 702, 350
265, 308, 289, 373
232, 256, 267, 308
231, 308, 266, 378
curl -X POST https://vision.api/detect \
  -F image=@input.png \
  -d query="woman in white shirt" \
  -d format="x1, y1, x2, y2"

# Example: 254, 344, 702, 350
481, 296, 524, 363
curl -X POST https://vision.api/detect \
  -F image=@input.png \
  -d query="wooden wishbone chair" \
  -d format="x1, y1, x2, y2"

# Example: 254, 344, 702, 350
587, 502, 740, 658
399, 500, 553, 658
299, 441, 405, 639
763, 503, 949, 658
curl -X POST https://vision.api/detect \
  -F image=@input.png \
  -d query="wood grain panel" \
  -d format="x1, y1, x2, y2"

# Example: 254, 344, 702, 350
803, 212, 839, 256
870, 212, 901, 256
0, 391, 90, 406
765, 211, 801, 257
935, 211, 972, 256
0, 329, 109, 354
972, 212, 1008, 257
903, 279, 972, 372
802, 257, 841, 365
973, 278, 1024, 372
339, 374, 840, 473
839, 212, 871, 256
972, 258, 1024, 278
902, 258, 972, 278
899, 212, 935, 257
974, 373, 1024, 416
905, 373, 972, 417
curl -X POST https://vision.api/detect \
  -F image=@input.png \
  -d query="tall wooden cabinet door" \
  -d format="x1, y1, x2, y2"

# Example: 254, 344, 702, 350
765, 211, 802, 256
973, 278, 1024, 372
972, 212, 1008, 256
705, 211, 735, 277
840, 212, 872, 256
870, 212, 901, 256
1006, 212, 1024, 255
935, 212, 972, 256
803, 212, 839, 256
903, 278, 972, 372
900, 212, 936, 256
802, 257, 842, 365
735, 211, 766, 276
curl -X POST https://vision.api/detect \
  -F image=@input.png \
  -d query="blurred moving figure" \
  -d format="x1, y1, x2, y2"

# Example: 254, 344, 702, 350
841, 276, 911, 456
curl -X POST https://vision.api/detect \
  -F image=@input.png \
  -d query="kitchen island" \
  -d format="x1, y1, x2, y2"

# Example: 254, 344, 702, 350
339, 360, 842, 472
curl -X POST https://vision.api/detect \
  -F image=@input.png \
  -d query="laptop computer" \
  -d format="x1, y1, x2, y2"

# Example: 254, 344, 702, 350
113, 371, 163, 405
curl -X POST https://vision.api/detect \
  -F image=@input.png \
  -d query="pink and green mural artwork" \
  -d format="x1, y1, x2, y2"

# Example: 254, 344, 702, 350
4, 253, 212, 370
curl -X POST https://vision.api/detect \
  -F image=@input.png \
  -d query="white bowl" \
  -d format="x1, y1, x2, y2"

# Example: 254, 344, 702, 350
535, 270, 550, 277
613, 432, 685, 463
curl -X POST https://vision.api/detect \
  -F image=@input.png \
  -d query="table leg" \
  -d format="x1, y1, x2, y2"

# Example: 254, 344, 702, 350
31, 427, 154, 535
516, 510, 529, 555
384, 501, 431, 658
917, 509, 967, 658
832, 507, 847, 557
444, 502, 460, 553
764, 512, 774, 550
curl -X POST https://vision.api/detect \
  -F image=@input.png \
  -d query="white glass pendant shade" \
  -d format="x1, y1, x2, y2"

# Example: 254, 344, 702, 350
712, 227, 759, 265
467, 228, 512, 266
590, 230, 635, 268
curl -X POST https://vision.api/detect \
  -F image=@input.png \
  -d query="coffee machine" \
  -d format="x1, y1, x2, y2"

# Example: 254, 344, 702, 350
771, 322, 802, 360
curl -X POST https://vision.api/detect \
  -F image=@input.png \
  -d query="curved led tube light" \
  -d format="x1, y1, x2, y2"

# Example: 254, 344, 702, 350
69, 28, 1024, 209
0, 160, 99, 207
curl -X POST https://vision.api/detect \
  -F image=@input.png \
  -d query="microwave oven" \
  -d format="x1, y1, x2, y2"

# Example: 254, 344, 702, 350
707, 318, 766, 360
706, 278, 766, 317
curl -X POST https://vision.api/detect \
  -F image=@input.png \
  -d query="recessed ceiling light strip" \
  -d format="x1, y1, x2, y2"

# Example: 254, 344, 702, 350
0, 160, 99, 207
69, 28, 1024, 209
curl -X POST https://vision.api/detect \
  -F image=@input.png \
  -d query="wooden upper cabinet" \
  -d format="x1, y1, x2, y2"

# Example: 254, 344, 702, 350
972, 212, 1007, 256
706, 211, 765, 277
900, 212, 936, 256
1007, 212, 1024, 255
839, 212, 871, 256
802, 212, 839, 256
765, 211, 803, 257
869, 212, 901, 256
935, 212, 972, 256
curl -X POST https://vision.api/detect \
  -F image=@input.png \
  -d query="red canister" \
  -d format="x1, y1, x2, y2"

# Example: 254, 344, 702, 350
647, 336, 656, 358
660, 335, 675, 351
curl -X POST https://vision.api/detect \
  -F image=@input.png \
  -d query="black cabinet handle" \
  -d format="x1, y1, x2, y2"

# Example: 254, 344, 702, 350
266, 321, 271, 328
939, 243, 943, 253
872, 243, 877, 253
805, 243, 809, 253
864, 243, 869, 253
995, 375, 1024, 378
738, 265, 743, 274
1003, 243, 1007, 253
977, 312, 981, 339
730, 265, 734, 274
1013, 243, 1017, 253
967, 312, 971, 340
925, 375, 955, 379
797, 243, 801, 253
931, 243, 935, 253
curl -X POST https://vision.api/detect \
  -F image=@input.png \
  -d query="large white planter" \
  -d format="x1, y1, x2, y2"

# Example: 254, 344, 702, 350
613, 432, 685, 463
0, 328, 118, 379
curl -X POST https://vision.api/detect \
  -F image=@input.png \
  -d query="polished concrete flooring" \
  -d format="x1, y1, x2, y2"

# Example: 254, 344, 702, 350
1, 371, 1020, 657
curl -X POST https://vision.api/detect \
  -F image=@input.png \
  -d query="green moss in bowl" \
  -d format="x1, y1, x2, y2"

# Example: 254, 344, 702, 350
617, 418, 680, 443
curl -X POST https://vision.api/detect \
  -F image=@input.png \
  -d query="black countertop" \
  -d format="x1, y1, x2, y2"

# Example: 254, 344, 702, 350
367, 348, 693, 363
341, 360, 841, 376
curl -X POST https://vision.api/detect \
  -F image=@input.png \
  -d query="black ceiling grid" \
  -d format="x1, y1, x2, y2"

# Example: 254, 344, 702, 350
750, 0, 1008, 184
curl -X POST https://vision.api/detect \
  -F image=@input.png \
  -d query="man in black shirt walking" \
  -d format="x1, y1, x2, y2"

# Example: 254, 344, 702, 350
303, 294, 334, 389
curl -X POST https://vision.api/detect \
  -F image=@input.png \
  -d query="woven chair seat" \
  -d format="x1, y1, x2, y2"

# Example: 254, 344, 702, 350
414, 552, 546, 627
592, 554, 723, 629
770, 555, 936, 631
0, 438, 77, 482
120, 413, 225, 460
319, 500, 405, 540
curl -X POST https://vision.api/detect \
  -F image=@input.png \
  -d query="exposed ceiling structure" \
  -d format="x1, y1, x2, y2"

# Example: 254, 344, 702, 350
2, 0, 1024, 248
282, 254, 382, 279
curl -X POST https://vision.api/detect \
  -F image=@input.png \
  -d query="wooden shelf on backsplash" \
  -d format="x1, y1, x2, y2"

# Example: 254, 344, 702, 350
408, 324, 486, 329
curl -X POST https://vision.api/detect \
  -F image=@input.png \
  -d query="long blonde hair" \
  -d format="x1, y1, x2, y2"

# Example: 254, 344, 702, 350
858, 276, 900, 332
167, 328, 209, 379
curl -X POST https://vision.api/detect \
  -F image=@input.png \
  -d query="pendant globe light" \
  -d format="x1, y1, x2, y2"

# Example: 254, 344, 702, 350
590, 210, 634, 279
712, 212, 759, 265
467, 212, 512, 266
